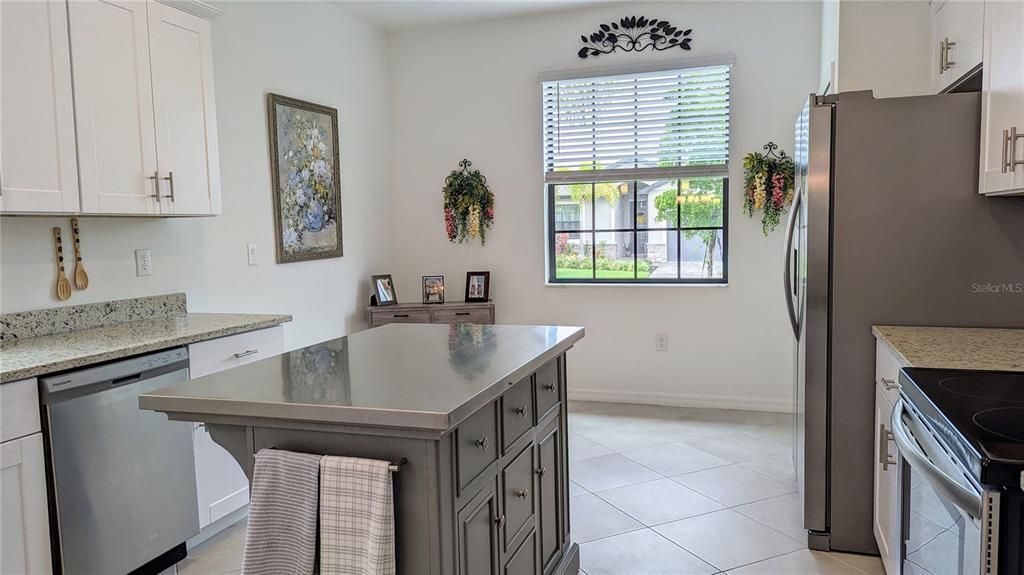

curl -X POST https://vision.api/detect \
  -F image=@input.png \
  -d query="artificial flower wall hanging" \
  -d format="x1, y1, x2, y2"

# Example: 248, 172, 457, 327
743, 142, 795, 235
443, 159, 495, 245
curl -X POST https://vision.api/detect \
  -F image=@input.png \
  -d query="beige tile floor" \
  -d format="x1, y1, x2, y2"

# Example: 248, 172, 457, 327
178, 400, 885, 575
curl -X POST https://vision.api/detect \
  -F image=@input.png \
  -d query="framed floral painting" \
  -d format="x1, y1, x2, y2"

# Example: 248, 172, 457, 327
267, 93, 343, 263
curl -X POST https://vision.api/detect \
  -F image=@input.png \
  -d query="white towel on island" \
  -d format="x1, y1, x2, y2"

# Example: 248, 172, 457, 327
319, 456, 397, 575
241, 449, 322, 575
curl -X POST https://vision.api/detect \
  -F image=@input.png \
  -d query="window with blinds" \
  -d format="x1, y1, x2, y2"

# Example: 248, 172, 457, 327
543, 64, 730, 284
543, 64, 730, 182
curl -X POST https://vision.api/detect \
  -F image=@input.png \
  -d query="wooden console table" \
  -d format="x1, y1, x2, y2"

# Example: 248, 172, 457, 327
367, 301, 495, 328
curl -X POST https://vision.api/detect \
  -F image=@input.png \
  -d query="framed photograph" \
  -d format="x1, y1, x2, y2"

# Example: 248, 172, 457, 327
465, 271, 491, 302
372, 274, 398, 306
422, 275, 445, 304
268, 93, 343, 264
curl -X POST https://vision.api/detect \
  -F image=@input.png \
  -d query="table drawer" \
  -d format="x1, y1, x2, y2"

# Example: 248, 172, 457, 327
0, 378, 40, 443
874, 339, 905, 406
188, 326, 284, 380
373, 310, 431, 326
456, 402, 498, 491
502, 377, 534, 452
432, 308, 491, 324
501, 444, 535, 551
534, 360, 560, 420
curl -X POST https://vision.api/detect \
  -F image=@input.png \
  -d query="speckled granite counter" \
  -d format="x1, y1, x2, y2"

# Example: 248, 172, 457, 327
872, 325, 1024, 372
1, 295, 292, 383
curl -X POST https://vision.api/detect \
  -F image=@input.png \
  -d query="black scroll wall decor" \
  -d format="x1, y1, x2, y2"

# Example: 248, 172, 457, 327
578, 16, 692, 59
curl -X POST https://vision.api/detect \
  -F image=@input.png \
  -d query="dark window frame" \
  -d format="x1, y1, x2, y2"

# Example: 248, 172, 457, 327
547, 177, 729, 285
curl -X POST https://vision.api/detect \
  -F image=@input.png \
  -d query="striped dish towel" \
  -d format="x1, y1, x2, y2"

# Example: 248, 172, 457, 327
319, 456, 396, 575
241, 449, 322, 575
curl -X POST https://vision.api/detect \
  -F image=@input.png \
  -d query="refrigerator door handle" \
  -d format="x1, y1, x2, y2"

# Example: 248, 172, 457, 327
783, 190, 802, 339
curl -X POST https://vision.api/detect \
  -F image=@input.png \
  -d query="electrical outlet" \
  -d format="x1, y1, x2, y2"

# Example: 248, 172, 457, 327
247, 243, 258, 266
655, 332, 668, 352
134, 249, 152, 277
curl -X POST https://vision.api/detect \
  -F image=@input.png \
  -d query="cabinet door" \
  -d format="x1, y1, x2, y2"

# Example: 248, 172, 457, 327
458, 478, 500, 575
1, 434, 53, 575
69, 0, 159, 214
148, 2, 221, 215
537, 420, 563, 573
0, 0, 79, 213
980, 0, 1024, 195
193, 423, 249, 529
930, 0, 983, 93
873, 385, 900, 575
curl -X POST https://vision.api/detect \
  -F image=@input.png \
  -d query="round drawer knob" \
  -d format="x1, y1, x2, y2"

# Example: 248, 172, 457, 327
535, 466, 547, 477
475, 437, 489, 451
514, 406, 529, 418
494, 514, 506, 528
516, 488, 529, 499
543, 383, 555, 392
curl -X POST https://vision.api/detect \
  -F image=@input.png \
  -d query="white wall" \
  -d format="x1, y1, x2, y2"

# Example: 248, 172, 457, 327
387, 2, 821, 411
834, 0, 932, 98
0, 1, 393, 350
820, 0, 840, 93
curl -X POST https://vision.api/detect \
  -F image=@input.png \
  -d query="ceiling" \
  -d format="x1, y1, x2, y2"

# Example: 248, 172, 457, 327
331, 0, 613, 31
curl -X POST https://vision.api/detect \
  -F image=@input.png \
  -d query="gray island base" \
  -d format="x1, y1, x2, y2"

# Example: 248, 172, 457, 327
141, 323, 585, 575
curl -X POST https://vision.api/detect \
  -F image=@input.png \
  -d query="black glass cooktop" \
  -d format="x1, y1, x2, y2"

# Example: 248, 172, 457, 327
899, 367, 1024, 488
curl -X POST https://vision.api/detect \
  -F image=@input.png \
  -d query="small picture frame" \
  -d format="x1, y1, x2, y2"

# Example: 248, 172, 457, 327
422, 275, 445, 304
465, 271, 490, 302
372, 274, 398, 306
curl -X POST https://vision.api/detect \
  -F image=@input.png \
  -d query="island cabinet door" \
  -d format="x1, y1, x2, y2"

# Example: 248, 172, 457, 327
505, 529, 538, 575
457, 477, 501, 575
536, 418, 563, 574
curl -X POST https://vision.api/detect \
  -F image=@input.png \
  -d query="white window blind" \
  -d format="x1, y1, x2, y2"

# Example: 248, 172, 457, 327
543, 64, 730, 183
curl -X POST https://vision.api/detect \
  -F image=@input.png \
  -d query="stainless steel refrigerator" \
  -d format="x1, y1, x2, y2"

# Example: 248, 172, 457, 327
785, 91, 1024, 554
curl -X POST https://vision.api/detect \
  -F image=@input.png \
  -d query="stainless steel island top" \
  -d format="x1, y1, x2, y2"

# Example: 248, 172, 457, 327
140, 323, 584, 432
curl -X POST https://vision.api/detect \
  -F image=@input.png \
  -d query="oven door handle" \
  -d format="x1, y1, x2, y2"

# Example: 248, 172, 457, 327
890, 398, 982, 520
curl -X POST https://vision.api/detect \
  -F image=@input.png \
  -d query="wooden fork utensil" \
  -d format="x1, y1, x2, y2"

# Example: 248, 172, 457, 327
70, 218, 89, 290
53, 227, 72, 301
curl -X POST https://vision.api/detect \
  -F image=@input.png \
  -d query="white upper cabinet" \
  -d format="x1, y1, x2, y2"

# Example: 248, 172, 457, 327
149, 2, 222, 215
929, 0, 983, 93
0, 0, 80, 214
70, 0, 161, 215
1, 0, 222, 216
980, 0, 1024, 196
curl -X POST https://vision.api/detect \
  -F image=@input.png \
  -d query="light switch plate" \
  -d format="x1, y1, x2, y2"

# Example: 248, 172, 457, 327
135, 249, 152, 277
247, 244, 258, 266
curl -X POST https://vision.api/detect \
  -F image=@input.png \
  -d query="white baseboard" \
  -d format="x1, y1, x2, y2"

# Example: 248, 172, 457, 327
567, 388, 794, 413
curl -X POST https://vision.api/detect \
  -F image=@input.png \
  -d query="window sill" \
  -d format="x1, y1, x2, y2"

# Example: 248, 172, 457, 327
544, 281, 728, 288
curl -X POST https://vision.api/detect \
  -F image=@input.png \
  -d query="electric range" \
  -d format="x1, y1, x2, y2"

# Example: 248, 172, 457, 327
895, 367, 1024, 575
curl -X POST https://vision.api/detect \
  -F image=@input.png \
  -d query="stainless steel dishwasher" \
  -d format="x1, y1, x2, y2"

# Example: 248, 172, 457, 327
40, 347, 199, 575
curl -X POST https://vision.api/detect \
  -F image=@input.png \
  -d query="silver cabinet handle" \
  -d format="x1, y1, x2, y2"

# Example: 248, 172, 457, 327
161, 171, 175, 201
1004, 129, 1012, 174
536, 466, 547, 477
233, 349, 259, 358
944, 38, 956, 70
513, 406, 529, 418
1010, 127, 1024, 172
494, 514, 505, 528
543, 383, 556, 392
148, 170, 161, 203
880, 377, 900, 391
878, 423, 897, 470
516, 488, 529, 499
475, 437, 489, 451
938, 39, 945, 74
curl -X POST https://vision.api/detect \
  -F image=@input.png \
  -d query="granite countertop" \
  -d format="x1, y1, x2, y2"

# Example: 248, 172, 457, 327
1, 312, 292, 383
872, 325, 1024, 372
140, 323, 584, 432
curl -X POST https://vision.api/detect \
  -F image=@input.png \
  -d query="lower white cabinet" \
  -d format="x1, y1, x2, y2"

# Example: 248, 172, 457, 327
1, 433, 53, 575
874, 341, 905, 574
193, 422, 249, 529
188, 326, 284, 530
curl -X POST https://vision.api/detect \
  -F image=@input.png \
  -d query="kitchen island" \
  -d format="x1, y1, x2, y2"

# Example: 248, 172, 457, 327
141, 323, 584, 575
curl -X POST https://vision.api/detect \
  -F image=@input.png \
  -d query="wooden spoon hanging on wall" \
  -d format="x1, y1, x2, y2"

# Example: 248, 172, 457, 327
53, 227, 71, 301
70, 218, 89, 290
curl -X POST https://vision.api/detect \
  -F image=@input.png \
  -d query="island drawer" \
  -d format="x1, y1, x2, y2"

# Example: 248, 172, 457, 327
501, 444, 535, 551
502, 377, 534, 452
188, 326, 284, 380
456, 401, 499, 491
534, 360, 560, 420
433, 307, 492, 324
